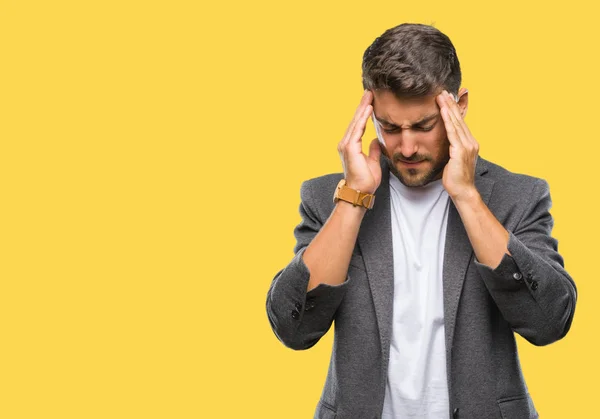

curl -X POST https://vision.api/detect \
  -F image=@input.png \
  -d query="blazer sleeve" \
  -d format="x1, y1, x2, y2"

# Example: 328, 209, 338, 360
474, 178, 577, 346
266, 179, 353, 350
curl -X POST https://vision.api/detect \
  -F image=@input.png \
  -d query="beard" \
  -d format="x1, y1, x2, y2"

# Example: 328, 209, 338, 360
378, 140, 450, 187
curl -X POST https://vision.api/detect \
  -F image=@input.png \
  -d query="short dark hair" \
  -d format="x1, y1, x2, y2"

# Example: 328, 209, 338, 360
362, 23, 461, 99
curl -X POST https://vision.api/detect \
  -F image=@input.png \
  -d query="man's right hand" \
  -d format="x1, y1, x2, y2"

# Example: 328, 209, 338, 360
337, 89, 382, 195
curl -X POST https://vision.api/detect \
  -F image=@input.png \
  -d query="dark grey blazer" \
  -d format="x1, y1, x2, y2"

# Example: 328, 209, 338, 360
266, 156, 577, 419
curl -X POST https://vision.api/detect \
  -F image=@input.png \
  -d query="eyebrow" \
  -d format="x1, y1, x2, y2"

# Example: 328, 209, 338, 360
375, 112, 439, 128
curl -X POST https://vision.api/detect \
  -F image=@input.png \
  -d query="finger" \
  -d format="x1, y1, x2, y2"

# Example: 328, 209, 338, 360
443, 92, 469, 147
342, 90, 373, 142
444, 92, 479, 156
448, 93, 479, 152
342, 101, 372, 150
445, 91, 477, 149
440, 105, 462, 151
367, 137, 381, 163
455, 109, 476, 148
446, 103, 468, 149
445, 91, 463, 122
347, 103, 372, 146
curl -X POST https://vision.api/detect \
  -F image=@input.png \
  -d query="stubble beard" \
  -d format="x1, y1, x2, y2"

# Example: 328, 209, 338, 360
379, 140, 450, 188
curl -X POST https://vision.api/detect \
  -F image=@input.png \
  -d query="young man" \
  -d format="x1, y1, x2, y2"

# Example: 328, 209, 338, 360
266, 23, 576, 419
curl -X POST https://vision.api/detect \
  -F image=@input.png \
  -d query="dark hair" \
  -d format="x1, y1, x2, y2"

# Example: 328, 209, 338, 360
362, 23, 461, 99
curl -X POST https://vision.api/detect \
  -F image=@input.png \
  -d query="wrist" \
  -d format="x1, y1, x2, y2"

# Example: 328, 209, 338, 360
345, 181, 376, 195
333, 179, 376, 210
451, 186, 481, 208
334, 199, 369, 217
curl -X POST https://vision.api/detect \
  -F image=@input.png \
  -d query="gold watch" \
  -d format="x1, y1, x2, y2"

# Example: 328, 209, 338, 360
332, 179, 375, 209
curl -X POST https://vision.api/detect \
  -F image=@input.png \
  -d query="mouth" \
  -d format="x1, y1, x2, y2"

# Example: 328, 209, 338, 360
397, 160, 426, 166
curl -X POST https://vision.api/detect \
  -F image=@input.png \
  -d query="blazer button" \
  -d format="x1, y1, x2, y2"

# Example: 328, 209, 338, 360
291, 309, 300, 320
531, 280, 539, 290
294, 302, 302, 311
513, 272, 523, 281
453, 407, 459, 418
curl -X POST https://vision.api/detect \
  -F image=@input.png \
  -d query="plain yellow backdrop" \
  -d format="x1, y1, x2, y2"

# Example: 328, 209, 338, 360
1, 0, 597, 417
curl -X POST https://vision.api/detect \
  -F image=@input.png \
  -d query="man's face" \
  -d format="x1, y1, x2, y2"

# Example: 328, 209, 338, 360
372, 89, 459, 187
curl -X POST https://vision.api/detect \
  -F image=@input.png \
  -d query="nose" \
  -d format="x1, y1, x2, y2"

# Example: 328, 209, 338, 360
397, 131, 419, 158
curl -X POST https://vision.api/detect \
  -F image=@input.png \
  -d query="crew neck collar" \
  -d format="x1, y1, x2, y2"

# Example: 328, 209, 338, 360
389, 170, 446, 198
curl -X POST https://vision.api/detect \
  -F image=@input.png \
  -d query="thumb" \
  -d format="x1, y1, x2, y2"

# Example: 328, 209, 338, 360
367, 137, 381, 163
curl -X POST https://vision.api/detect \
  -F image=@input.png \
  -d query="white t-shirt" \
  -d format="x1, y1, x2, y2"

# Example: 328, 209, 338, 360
381, 172, 451, 419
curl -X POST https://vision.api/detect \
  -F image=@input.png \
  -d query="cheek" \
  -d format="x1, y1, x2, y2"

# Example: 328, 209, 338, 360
424, 131, 450, 159
421, 131, 445, 152
433, 123, 447, 140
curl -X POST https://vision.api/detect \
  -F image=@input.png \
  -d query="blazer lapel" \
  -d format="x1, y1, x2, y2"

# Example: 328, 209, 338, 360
442, 156, 494, 361
357, 158, 394, 377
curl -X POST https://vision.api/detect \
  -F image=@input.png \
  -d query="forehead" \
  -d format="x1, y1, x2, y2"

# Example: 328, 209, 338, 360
372, 90, 439, 125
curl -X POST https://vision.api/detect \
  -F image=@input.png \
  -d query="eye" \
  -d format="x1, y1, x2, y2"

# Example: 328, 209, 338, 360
383, 126, 434, 134
382, 127, 399, 134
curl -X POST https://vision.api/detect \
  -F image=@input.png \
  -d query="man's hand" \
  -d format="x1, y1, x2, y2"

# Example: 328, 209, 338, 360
337, 89, 382, 195
436, 88, 478, 203
437, 88, 512, 266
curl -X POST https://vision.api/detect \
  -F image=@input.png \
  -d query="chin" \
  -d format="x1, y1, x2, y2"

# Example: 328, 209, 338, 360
393, 165, 438, 187
400, 176, 430, 187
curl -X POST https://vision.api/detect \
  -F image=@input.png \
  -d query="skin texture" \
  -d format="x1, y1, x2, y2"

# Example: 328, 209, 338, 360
372, 88, 462, 189
336, 87, 470, 195
335, 87, 511, 271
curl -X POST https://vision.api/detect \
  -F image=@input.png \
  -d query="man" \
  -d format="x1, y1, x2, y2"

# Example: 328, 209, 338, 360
265, 23, 576, 419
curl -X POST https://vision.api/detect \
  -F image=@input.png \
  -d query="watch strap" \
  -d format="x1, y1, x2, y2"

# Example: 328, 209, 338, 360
334, 179, 375, 209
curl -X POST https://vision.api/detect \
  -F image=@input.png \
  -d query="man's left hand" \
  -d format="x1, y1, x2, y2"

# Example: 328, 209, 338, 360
436, 88, 479, 203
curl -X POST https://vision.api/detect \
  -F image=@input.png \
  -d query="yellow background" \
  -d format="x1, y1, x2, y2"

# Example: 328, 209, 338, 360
1, 0, 597, 417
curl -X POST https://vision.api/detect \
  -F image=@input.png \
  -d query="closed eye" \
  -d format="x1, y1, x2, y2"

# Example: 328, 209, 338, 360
382, 127, 399, 134
382, 125, 434, 134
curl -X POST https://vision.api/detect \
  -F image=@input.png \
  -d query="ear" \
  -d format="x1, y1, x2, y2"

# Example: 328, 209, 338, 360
457, 87, 469, 118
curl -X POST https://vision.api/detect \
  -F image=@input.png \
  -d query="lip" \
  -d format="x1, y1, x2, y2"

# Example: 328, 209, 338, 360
398, 160, 425, 166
